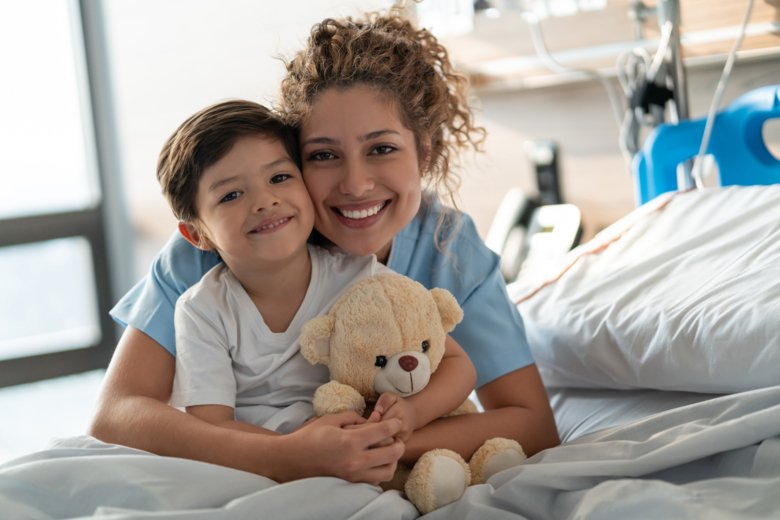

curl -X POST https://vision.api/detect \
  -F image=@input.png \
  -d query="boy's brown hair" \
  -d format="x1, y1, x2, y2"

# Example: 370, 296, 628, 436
157, 99, 299, 222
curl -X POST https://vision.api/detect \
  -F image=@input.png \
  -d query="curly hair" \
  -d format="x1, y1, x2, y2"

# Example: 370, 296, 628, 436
279, 10, 486, 210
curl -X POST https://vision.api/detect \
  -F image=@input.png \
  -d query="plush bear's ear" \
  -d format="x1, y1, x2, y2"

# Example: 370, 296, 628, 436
300, 315, 336, 365
431, 288, 464, 333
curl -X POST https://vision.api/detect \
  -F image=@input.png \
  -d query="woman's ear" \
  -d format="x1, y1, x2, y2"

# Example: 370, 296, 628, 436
178, 221, 214, 251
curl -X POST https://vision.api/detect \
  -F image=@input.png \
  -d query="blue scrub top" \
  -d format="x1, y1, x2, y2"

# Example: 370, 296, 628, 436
111, 199, 534, 387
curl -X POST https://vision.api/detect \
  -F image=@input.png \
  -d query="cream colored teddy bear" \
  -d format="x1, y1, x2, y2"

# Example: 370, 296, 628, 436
300, 272, 527, 513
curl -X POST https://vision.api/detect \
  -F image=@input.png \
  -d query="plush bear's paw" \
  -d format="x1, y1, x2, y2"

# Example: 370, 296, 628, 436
404, 449, 470, 514
469, 437, 527, 484
312, 381, 365, 416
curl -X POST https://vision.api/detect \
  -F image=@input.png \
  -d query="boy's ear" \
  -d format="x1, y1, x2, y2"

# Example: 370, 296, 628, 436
178, 221, 214, 251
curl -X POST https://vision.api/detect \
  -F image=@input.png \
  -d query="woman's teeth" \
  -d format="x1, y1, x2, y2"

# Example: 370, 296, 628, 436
339, 202, 384, 219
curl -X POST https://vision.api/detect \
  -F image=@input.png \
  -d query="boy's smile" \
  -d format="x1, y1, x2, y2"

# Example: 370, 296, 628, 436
183, 135, 314, 276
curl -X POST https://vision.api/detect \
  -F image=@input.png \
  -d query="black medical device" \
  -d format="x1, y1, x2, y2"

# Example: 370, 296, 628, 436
485, 140, 582, 284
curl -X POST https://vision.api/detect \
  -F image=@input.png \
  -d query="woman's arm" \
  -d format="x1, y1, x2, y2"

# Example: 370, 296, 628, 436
400, 364, 559, 465
89, 327, 405, 484
374, 335, 476, 441
185, 404, 282, 435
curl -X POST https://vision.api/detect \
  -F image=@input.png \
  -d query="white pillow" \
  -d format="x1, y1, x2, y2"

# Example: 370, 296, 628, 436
513, 186, 780, 394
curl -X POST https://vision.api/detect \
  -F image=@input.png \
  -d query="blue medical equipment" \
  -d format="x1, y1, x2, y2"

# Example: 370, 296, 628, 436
633, 84, 780, 205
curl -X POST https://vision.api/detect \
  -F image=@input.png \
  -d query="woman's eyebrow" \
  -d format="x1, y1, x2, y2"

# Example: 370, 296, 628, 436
301, 129, 400, 147
301, 136, 338, 147
361, 129, 400, 141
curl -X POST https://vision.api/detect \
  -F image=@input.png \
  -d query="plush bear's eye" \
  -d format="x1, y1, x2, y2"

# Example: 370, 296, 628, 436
421, 340, 430, 353
375, 355, 387, 367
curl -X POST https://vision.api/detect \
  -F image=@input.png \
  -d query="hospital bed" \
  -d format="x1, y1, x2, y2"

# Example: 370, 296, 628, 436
1, 88, 779, 520
2, 1, 780, 513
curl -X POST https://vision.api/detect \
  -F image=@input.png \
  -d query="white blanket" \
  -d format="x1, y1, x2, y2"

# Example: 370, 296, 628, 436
3, 385, 779, 519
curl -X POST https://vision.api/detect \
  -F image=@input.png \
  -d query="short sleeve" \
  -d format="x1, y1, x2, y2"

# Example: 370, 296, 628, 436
391, 200, 535, 387
110, 232, 221, 355
454, 264, 534, 387
170, 290, 236, 409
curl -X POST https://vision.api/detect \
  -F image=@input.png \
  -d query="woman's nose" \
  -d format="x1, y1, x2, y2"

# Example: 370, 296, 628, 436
339, 160, 374, 197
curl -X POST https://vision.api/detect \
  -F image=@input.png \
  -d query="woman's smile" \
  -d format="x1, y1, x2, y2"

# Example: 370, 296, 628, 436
301, 85, 423, 261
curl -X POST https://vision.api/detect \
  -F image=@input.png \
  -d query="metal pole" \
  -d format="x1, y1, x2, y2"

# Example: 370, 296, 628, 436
657, 0, 689, 122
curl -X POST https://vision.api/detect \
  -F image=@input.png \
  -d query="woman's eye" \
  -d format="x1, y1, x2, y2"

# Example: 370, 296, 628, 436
219, 191, 241, 203
421, 340, 430, 353
308, 151, 336, 161
270, 173, 291, 184
370, 145, 396, 155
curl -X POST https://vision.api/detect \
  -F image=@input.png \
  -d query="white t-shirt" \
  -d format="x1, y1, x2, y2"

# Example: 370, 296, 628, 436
171, 245, 389, 433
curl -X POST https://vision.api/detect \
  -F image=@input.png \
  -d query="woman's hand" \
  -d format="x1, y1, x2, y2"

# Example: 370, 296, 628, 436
279, 411, 405, 485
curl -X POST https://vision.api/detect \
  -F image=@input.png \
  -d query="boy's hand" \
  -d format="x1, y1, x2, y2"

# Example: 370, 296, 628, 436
370, 392, 416, 442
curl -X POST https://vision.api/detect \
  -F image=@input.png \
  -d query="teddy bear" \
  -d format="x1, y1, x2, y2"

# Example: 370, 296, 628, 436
300, 272, 527, 513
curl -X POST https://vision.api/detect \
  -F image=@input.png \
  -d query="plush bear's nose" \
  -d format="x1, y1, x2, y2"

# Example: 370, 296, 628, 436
398, 355, 418, 372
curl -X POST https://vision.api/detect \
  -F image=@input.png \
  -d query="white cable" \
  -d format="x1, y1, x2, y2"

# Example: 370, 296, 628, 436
647, 21, 674, 82
524, 14, 633, 166
691, 0, 756, 189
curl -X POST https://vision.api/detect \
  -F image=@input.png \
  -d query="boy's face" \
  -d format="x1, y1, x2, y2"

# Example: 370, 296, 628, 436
184, 135, 314, 273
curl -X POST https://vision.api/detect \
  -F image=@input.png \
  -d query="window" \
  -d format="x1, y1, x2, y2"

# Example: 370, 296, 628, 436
0, 0, 127, 387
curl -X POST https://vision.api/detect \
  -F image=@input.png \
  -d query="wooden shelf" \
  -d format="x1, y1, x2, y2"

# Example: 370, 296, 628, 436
441, 0, 780, 93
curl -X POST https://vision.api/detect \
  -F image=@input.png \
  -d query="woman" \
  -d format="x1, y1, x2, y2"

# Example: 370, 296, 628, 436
89, 11, 558, 483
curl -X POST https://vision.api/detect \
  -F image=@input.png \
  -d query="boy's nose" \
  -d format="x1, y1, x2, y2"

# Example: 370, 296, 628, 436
254, 194, 280, 212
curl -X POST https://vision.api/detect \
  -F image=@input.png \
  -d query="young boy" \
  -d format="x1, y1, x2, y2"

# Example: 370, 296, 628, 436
158, 100, 475, 439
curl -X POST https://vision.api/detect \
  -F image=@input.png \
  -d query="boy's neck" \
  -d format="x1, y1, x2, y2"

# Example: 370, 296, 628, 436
230, 246, 313, 333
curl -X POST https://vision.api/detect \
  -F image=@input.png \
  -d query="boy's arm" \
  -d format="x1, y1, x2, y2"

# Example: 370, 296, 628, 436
373, 335, 476, 440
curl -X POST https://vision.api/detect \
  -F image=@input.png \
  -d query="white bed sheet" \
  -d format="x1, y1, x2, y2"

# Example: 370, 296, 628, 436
548, 386, 721, 443
2, 385, 779, 519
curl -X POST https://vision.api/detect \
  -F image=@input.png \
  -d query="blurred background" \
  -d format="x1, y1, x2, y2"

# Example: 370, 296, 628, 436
1, 0, 779, 461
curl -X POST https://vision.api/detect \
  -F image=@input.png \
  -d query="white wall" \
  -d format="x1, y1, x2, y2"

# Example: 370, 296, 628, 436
102, 1, 780, 284
102, 0, 391, 279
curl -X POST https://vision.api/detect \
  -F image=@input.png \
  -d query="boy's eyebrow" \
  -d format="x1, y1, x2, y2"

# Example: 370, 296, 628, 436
207, 176, 240, 193
207, 156, 296, 193
301, 129, 400, 147
261, 157, 297, 170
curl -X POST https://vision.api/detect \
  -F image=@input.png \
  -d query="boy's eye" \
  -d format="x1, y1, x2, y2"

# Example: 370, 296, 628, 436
270, 173, 291, 184
308, 151, 336, 161
219, 191, 241, 203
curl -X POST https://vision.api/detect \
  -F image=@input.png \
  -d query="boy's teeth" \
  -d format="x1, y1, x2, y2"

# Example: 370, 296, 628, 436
339, 203, 383, 219
259, 217, 289, 231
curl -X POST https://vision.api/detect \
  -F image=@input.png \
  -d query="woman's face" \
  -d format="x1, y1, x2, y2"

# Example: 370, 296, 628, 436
299, 84, 423, 263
